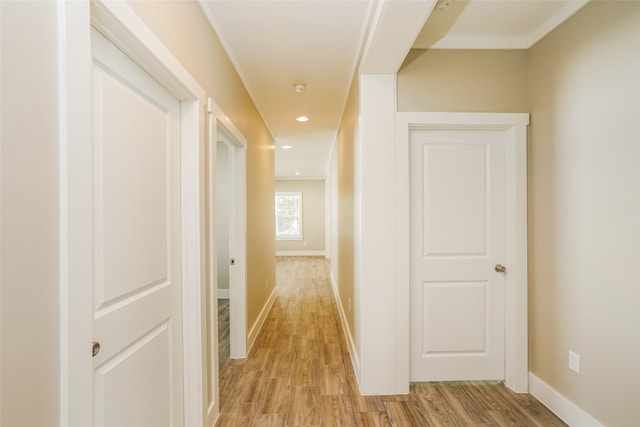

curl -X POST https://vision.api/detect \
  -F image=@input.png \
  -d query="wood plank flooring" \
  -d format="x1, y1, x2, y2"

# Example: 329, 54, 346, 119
216, 256, 566, 427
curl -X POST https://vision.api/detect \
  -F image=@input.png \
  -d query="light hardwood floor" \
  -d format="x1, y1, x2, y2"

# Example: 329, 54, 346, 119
216, 256, 566, 426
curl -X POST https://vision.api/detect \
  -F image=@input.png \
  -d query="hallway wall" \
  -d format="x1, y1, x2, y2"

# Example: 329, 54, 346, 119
127, 0, 276, 343
1, 2, 275, 425
335, 74, 359, 358
397, 49, 527, 113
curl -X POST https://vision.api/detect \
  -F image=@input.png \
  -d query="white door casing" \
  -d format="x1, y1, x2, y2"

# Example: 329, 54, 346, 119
395, 112, 529, 393
206, 99, 247, 427
60, 1, 207, 426
209, 102, 248, 361
410, 129, 506, 381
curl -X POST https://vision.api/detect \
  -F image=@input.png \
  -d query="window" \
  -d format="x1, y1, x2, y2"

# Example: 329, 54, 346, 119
275, 192, 302, 240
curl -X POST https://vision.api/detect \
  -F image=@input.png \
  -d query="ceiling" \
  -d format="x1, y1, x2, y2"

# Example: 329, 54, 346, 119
199, 0, 589, 180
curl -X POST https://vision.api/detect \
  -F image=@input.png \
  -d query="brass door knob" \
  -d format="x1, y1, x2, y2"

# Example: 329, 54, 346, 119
495, 264, 506, 273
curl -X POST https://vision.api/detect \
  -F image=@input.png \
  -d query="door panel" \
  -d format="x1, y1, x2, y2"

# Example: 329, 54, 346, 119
91, 29, 184, 426
95, 323, 171, 427
422, 144, 488, 256
422, 281, 487, 354
410, 129, 505, 381
96, 70, 169, 308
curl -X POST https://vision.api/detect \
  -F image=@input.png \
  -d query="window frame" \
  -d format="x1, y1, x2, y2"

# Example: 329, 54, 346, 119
275, 191, 303, 240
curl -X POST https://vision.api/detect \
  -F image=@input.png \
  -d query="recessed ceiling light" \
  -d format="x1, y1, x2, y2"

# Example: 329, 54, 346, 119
281, 145, 292, 149
295, 172, 301, 175
296, 116, 309, 122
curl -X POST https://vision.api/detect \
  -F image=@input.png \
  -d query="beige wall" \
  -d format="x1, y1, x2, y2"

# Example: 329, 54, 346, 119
1, 2, 275, 424
335, 76, 359, 343
397, 2, 640, 425
397, 49, 527, 112
1, 2, 61, 424
275, 180, 326, 253
527, 2, 640, 425
127, 0, 276, 334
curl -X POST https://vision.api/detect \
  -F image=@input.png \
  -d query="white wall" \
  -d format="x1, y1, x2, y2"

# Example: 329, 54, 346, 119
1, 2, 61, 424
356, 74, 399, 393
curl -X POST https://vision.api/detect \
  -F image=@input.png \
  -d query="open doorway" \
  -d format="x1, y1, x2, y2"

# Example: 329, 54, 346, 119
216, 138, 232, 370
214, 123, 247, 360
205, 99, 247, 424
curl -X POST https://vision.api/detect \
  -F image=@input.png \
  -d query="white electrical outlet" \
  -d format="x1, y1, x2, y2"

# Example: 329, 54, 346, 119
569, 350, 580, 373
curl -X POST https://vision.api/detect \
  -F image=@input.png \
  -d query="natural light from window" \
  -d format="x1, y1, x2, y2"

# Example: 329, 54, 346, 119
275, 192, 302, 240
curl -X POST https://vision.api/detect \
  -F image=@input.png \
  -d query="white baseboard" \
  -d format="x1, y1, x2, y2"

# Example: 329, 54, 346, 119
330, 270, 360, 382
276, 250, 326, 257
529, 373, 604, 427
246, 286, 278, 353
217, 288, 229, 299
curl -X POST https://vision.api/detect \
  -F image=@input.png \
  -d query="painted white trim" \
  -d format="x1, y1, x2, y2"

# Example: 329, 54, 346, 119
395, 112, 530, 394
209, 100, 247, 149
356, 75, 398, 394
206, 99, 247, 425
330, 271, 360, 383
503, 124, 529, 393
91, 1, 204, 103
63, 1, 207, 425
529, 373, 605, 427
246, 287, 278, 354
276, 251, 326, 257
57, 2, 94, 425
359, 0, 435, 74
206, 98, 219, 427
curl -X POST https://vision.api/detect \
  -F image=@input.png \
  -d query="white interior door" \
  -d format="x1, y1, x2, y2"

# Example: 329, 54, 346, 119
91, 29, 184, 426
410, 129, 506, 381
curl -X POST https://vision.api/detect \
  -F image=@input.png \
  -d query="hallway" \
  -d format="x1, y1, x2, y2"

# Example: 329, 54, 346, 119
216, 257, 565, 426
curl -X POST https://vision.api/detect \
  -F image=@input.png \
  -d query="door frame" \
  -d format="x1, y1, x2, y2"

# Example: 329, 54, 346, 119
395, 112, 529, 393
59, 1, 207, 425
205, 99, 248, 426
209, 103, 248, 360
